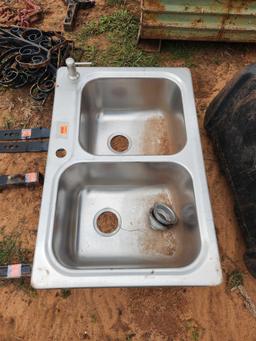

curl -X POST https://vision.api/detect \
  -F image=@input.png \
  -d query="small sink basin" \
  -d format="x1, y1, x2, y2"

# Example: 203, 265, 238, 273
53, 162, 200, 269
32, 67, 221, 288
80, 78, 186, 155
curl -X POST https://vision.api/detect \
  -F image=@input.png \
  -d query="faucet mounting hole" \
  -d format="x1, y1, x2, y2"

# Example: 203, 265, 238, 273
94, 209, 121, 236
109, 134, 130, 153
56, 148, 67, 158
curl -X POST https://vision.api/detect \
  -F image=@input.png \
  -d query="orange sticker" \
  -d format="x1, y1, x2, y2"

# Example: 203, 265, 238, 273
7, 264, 21, 278
59, 124, 68, 137
25, 172, 38, 183
21, 129, 32, 139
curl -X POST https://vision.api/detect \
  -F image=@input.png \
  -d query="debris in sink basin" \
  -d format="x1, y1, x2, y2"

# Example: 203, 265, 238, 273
149, 203, 178, 231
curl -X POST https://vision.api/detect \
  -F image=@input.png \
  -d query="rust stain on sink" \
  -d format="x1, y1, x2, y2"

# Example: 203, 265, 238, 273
142, 116, 173, 155
141, 228, 176, 256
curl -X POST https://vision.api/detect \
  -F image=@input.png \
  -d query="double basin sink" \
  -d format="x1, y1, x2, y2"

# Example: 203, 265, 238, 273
32, 67, 221, 288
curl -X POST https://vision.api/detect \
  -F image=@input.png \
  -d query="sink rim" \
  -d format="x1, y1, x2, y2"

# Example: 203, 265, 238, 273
31, 67, 222, 288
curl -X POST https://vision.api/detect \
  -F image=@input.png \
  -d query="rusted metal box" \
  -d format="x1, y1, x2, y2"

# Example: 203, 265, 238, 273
139, 0, 256, 45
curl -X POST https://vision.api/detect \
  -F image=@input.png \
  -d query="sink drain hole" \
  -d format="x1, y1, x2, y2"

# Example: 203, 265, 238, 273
109, 135, 130, 153
95, 209, 121, 236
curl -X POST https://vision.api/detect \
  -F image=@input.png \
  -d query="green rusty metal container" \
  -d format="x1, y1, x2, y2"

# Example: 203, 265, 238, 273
139, 0, 256, 44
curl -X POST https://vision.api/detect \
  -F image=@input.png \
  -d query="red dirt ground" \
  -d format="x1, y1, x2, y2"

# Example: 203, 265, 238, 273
0, 1, 256, 340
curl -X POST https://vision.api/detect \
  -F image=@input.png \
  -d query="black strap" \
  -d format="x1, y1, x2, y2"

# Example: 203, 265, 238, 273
0, 141, 49, 153
0, 172, 44, 189
0, 127, 50, 141
0, 264, 32, 279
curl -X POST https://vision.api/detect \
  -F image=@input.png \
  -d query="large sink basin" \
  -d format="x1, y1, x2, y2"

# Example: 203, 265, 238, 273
80, 78, 186, 155
32, 68, 221, 288
53, 162, 200, 268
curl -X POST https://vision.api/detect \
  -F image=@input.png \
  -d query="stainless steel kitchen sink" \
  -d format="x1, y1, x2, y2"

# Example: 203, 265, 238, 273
32, 67, 222, 288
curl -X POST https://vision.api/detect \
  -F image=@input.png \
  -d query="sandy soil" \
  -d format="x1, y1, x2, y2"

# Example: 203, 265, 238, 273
1, 1, 256, 340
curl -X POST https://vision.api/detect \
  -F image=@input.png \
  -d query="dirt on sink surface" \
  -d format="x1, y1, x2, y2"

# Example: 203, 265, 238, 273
0, 1, 256, 341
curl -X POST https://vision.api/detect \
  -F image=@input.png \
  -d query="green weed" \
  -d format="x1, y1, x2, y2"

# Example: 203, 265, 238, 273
228, 270, 244, 289
185, 319, 202, 341
107, 0, 126, 5
3, 116, 16, 129
59, 289, 71, 298
91, 313, 97, 323
0, 229, 34, 295
0, 229, 30, 265
79, 10, 159, 67
163, 41, 198, 67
